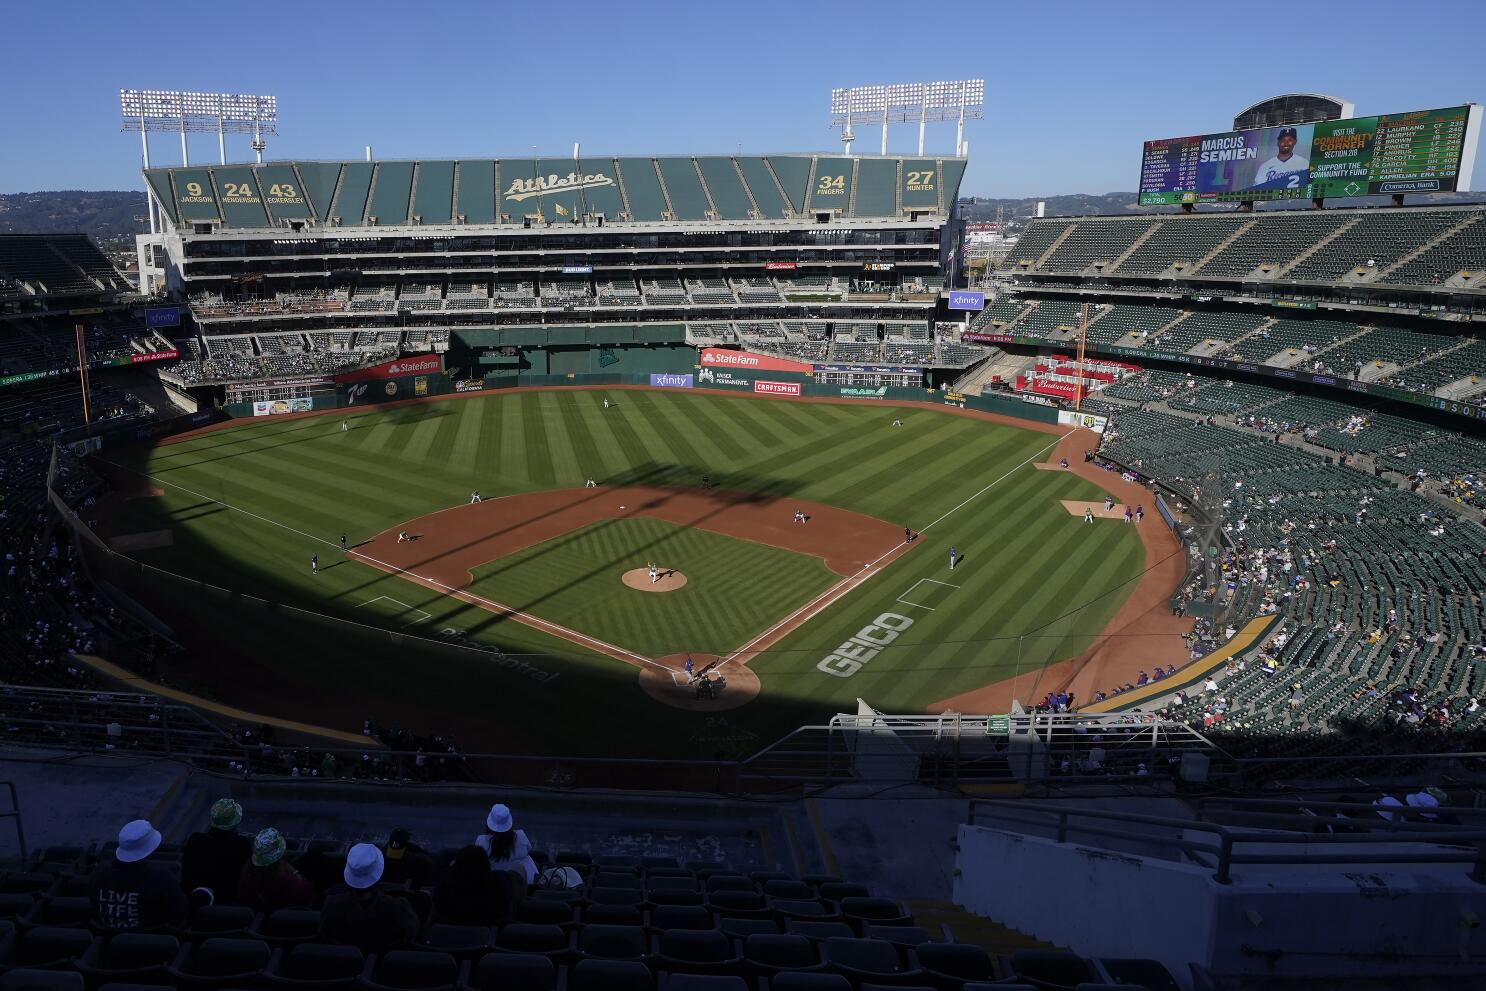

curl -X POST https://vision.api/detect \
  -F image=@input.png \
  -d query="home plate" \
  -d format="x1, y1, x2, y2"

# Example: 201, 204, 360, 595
1061, 500, 1134, 519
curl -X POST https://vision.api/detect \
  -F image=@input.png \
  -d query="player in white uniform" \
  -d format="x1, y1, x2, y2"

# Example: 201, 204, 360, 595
1250, 127, 1309, 188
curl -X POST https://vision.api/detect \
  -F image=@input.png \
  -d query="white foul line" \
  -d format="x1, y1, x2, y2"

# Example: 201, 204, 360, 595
720, 430, 1073, 666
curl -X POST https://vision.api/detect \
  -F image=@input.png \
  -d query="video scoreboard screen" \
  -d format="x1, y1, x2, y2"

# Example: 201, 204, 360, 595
1138, 104, 1482, 205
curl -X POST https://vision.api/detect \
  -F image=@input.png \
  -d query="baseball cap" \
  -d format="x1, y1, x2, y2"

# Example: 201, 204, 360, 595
386, 827, 410, 859
1277, 127, 1298, 140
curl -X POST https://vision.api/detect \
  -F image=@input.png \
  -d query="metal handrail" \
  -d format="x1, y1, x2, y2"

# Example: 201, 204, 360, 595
967, 798, 1486, 885
0, 782, 26, 862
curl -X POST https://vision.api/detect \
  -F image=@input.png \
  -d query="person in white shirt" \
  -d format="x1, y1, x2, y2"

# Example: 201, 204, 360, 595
1250, 127, 1309, 188
475, 803, 536, 884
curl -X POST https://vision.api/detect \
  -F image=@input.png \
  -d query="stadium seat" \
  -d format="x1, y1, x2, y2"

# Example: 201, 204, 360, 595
742, 933, 824, 976
915, 942, 995, 987
750, 872, 792, 885
661, 976, 748, 991
0, 971, 84, 991
1005, 951, 1099, 989
255, 908, 324, 947
1091, 958, 1180, 991
0, 926, 92, 970
703, 876, 753, 894
648, 905, 714, 932
0, 898, 35, 923
75, 933, 180, 985
576, 924, 647, 962
357, 950, 459, 991
184, 904, 257, 937
823, 937, 924, 985
706, 891, 769, 918
648, 877, 701, 893
165, 936, 272, 989
588, 886, 645, 907
785, 921, 855, 941
21, 898, 90, 928
642, 857, 680, 871
492, 924, 572, 963
649, 889, 705, 907
0, 876, 55, 897
514, 899, 575, 927
718, 917, 778, 939
569, 958, 653, 991
817, 883, 871, 902
862, 925, 935, 947
582, 904, 645, 926
841, 897, 913, 930
770, 899, 843, 924
459, 952, 556, 991
415, 925, 492, 959
762, 880, 814, 899
767, 974, 851, 990
654, 929, 740, 974
263, 942, 365, 989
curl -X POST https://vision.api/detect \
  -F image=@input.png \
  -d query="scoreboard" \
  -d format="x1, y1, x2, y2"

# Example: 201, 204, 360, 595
1138, 104, 1482, 205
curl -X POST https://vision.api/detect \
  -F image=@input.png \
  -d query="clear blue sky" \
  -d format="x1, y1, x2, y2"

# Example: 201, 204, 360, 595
1, 0, 1482, 198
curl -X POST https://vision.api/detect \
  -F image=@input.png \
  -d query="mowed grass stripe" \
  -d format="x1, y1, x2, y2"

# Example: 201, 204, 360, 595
673, 393, 752, 461
555, 390, 618, 481
592, 394, 666, 479
449, 398, 485, 481
645, 391, 752, 469
626, 392, 707, 470
535, 391, 583, 484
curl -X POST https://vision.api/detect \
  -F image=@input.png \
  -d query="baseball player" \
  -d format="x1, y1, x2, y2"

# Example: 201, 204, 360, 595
1104, 495, 1115, 513
949, 545, 957, 570
1251, 126, 1309, 189
1124, 506, 1133, 523
340, 533, 348, 552
603, 397, 610, 409
1084, 508, 1095, 524
1136, 505, 1145, 523
684, 656, 695, 682
340, 419, 348, 433
904, 526, 912, 544
585, 478, 596, 488
891, 417, 903, 427
470, 490, 481, 504
397, 531, 409, 543
310, 554, 318, 575
649, 564, 659, 585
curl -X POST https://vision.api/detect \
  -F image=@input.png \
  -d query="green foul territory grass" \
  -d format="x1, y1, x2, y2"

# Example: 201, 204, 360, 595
466, 518, 837, 658
105, 389, 1145, 754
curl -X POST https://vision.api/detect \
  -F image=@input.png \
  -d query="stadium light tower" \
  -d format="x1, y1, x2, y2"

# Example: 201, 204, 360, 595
120, 89, 278, 233
830, 79, 984, 156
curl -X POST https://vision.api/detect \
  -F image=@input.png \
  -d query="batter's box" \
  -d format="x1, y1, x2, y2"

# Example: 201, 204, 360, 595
897, 578, 959, 611
358, 595, 433, 627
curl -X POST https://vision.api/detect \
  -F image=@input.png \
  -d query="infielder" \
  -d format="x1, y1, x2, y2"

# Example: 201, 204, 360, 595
470, 490, 482, 504
397, 531, 409, 543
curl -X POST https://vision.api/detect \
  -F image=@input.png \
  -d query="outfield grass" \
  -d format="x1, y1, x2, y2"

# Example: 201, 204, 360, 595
466, 518, 837, 657
107, 389, 1144, 754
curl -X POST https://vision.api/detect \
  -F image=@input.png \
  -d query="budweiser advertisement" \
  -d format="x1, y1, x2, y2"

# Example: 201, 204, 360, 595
698, 347, 813, 375
336, 353, 443, 383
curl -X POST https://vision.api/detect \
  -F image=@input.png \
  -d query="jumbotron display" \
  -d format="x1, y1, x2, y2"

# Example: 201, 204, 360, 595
1138, 104, 1482, 204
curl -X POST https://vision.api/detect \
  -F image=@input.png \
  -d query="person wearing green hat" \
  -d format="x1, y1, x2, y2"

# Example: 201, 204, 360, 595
181, 798, 252, 906
237, 827, 314, 912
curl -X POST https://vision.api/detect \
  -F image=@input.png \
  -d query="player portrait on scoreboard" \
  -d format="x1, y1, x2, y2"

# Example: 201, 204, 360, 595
1246, 124, 1313, 192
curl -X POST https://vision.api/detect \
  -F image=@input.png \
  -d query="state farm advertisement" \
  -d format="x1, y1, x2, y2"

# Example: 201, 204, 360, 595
699, 347, 814, 375
335, 353, 443, 383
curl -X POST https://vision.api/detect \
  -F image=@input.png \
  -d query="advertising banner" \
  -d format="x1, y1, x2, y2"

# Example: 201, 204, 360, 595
962, 332, 1015, 344
699, 347, 814, 375
454, 378, 486, 393
764, 261, 797, 271
754, 380, 802, 397
695, 366, 754, 390
129, 349, 180, 364
252, 397, 314, 416
835, 385, 890, 399
1139, 104, 1480, 204
649, 372, 694, 388
335, 353, 443, 383
144, 306, 180, 329
561, 265, 593, 274
816, 364, 922, 375
1057, 410, 1109, 434
948, 290, 986, 311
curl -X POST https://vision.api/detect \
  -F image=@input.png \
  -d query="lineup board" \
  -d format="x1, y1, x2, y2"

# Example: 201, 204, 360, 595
1138, 104, 1481, 205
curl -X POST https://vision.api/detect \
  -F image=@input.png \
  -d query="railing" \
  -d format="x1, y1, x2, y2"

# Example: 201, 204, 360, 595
0, 783, 26, 862
967, 797, 1486, 885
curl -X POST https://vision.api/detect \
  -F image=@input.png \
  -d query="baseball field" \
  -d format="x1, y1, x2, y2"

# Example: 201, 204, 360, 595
100, 387, 1148, 757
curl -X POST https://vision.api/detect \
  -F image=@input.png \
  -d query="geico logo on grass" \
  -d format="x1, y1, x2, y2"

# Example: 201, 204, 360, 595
817, 613, 914, 678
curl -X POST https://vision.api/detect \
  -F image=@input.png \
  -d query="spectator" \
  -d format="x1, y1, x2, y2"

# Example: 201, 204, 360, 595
181, 797, 252, 906
381, 826, 437, 888
476, 803, 537, 883
238, 827, 314, 911
88, 819, 189, 930
321, 843, 420, 954
433, 844, 523, 925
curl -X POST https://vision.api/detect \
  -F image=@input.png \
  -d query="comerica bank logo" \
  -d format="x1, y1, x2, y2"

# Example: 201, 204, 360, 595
504, 172, 616, 202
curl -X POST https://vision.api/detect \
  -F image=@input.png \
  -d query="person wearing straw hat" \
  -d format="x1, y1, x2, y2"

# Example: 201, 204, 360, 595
237, 827, 314, 912
476, 803, 537, 884
181, 797, 253, 906
88, 819, 189, 930
320, 842, 419, 955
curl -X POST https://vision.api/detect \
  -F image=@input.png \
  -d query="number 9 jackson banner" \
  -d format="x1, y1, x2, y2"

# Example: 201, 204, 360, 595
1138, 105, 1481, 205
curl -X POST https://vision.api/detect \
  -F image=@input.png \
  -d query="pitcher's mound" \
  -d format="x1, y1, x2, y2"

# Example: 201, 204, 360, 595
639, 653, 761, 711
623, 567, 688, 592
